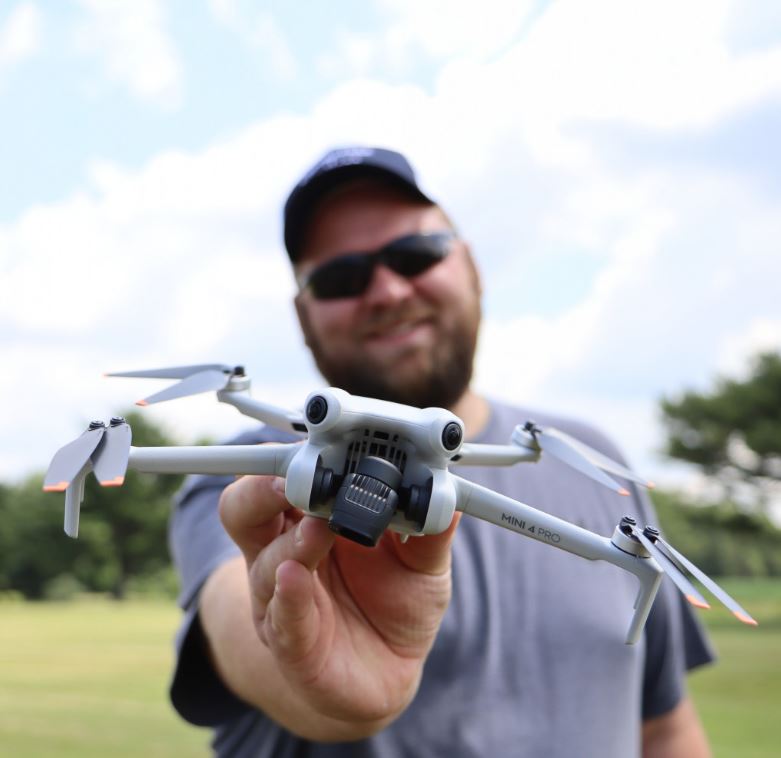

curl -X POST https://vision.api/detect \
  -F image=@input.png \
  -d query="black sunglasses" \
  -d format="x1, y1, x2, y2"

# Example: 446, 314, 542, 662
297, 231, 457, 301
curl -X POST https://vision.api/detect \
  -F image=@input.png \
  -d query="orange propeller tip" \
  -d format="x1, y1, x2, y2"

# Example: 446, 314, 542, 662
619, 488, 630, 497
734, 611, 758, 626
646, 481, 656, 490
136, 399, 148, 407
100, 476, 125, 487
43, 481, 69, 492
686, 594, 710, 610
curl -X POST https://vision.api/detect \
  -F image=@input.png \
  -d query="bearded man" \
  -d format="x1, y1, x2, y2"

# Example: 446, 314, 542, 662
169, 147, 713, 758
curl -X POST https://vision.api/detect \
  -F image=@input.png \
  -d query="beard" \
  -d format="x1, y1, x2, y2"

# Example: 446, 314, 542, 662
299, 299, 481, 410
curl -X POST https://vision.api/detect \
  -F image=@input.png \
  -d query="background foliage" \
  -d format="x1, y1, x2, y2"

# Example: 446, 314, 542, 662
0, 411, 182, 600
661, 351, 781, 513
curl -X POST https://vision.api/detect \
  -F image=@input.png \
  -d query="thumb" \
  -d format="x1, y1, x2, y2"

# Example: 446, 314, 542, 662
390, 512, 462, 574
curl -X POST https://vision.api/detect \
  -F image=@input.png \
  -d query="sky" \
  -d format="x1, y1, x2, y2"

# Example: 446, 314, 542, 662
1, 0, 780, 500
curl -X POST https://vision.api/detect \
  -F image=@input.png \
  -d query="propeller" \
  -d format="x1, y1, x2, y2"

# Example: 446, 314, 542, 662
540, 427, 654, 489
44, 418, 133, 492
624, 519, 757, 626
631, 525, 710, 609
44, 421, 106, 492
44, 418, 133, 538
91, 417, 132, 486
106, 364, 244, 406
518, 422, 653, 496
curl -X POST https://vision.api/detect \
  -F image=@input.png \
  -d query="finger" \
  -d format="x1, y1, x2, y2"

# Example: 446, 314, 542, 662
390, 512, 462, 575
219, 475, 293, 563
250, 515, 335, 618
264, 559, 324, 666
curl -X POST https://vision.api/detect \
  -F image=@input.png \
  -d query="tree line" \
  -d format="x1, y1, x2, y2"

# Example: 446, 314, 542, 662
1, 353, 780, 600
0, 411, 182, 600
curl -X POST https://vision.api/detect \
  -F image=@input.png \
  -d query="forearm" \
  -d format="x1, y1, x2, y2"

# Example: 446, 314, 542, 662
199, 557, 407, 741
642, 696, 711, 758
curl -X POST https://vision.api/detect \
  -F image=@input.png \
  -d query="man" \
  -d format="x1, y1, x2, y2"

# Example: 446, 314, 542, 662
169, 147, 714, 757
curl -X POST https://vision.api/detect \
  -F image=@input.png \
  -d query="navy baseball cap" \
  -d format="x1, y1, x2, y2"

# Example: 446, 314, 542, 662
283, 146, 434, 262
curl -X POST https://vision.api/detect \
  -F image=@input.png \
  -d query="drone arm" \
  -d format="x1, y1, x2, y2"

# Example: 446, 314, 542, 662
128, 443, 298, 478
451, 476, 663, 644
217, 391, 307, 435
451, 443, 538, 466
453, 475, 611, 559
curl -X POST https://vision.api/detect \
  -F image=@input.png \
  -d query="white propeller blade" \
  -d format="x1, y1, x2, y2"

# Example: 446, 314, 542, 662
542, 427, 654, 489
632, 527, 710, 609
106, 363, 235, 379
44, 423, 106, 492
534, 428, 629, 495
134, 368, 233, 406
653, 533, 758, 626
91, 419, 132, 486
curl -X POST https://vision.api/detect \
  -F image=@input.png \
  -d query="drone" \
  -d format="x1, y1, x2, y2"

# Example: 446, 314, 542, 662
44, 362, 757, 644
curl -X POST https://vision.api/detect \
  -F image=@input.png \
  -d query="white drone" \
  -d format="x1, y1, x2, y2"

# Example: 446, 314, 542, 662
44, 363, 757, 644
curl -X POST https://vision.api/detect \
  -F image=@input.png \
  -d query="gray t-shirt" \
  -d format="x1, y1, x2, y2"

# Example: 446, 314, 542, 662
169, 399, 713, 757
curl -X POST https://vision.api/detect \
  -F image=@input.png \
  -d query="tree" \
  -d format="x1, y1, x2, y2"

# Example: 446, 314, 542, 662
660, 351, 781, 510
0, 410, 184, 599
81, 410, 185, 597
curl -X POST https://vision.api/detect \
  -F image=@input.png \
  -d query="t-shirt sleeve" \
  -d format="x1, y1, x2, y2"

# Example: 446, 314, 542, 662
641, 578, 715, 719
168, 473, 252, 726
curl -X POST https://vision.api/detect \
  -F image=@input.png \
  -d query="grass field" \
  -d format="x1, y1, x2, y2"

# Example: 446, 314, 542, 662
687, 579, 781, 758
0, 597, 210, 757
1, 580, 779, 756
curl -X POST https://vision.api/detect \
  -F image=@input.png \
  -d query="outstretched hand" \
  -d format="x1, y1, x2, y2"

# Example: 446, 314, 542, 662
218, 473, 460, 725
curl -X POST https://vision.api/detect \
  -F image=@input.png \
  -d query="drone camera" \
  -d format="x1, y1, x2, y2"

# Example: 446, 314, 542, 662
329, 456, 402, 547
306, 395, 329, 425
441, 422, 463, 451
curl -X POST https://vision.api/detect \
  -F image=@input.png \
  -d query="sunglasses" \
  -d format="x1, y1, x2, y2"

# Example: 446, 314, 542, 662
297, 231, 457, 301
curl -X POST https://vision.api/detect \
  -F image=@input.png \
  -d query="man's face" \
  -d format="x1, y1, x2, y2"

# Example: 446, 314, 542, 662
293, 183, 482, 409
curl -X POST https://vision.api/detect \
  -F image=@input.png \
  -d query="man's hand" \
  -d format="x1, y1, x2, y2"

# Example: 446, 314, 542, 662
201, 473, 460, 739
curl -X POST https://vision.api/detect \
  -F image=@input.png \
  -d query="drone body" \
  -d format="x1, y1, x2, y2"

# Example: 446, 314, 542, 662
44, 362, 758, 643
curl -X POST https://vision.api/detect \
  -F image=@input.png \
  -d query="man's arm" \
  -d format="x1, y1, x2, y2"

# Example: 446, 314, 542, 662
642, 696, 711, 758
198, 473, 460, 742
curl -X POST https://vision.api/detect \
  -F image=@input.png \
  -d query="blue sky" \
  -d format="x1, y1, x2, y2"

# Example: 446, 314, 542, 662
1, 0, 780, 501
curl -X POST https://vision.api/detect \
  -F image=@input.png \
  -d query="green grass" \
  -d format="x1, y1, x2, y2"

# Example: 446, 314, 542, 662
688, 578, 781, 758
0, 597, 209, 757
0, 581, 779, 756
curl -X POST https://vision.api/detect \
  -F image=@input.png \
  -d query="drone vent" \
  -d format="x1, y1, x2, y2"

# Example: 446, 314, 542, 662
345, 429, 407, 475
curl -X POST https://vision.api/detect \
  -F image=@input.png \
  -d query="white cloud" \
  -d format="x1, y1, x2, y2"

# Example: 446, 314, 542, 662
317, 0, 536, 80
426, 0, 781, 173
718, 319, 781, 378
378, 0, 535, 61
0, 2, 41, 71
73, 0, 183, 109
3, 0, 781, 489
207, 0, 297, 79
0, 114, 328, 480
317, 31, 376, 79
475, 165, 781, 484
